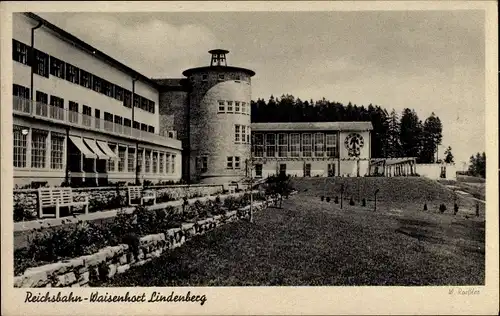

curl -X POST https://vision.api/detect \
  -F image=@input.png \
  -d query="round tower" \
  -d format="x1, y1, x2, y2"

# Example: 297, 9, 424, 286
182, 49, 255, 184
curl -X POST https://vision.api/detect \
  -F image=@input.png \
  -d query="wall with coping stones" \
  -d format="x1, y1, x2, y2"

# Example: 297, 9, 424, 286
13, 200, 271, 288
13, 184, 225, 219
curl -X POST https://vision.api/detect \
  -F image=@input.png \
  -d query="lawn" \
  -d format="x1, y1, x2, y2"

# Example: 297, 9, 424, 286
93, 191, 485, 287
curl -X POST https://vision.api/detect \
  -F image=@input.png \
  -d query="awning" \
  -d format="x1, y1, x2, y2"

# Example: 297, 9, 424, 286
69, 136, 97, 159
83, 138, 109, 160
96, 140, 119, 160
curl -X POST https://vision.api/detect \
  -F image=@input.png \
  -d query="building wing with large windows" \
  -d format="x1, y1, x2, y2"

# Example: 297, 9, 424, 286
250, 122, 373, 178
12, 12, 182, 187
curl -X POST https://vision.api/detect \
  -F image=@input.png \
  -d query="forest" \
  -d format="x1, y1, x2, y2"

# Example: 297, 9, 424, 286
250, 94, 445, 163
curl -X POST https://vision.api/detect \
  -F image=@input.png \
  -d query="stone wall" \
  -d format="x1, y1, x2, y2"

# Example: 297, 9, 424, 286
13, 184, 225, 220
14, 200, 270, 288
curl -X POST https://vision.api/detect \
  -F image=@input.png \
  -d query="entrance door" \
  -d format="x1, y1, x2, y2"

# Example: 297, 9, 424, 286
328, 163, 335, 177
304, 164, 311, 177
279, 164, 286, 176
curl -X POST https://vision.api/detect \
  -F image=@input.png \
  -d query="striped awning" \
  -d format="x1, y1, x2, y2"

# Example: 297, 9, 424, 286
96, 140, 119, 160
69, 136, 97, 159
83, 138, 109, 160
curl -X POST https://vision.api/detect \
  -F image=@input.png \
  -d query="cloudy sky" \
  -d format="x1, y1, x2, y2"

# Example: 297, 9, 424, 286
37, 9, 485, 167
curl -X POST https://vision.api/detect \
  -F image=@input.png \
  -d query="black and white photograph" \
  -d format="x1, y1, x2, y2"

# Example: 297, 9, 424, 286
1, 1, 498, 315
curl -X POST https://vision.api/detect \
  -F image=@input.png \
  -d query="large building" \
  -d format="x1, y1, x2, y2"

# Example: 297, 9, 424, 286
11, 12, 378, 187
12, 13, 182, 187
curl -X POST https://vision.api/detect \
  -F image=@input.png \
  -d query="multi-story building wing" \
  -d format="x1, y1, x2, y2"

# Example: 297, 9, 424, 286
12, 12, 182, 187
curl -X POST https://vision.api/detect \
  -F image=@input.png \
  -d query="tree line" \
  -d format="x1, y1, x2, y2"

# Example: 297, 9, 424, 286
250, 94, 448, 163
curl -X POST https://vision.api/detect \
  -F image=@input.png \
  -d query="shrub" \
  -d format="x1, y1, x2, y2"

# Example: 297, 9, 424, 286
454, 203, 459, 215
362, 198, 366, 207
423, 203, 428, 211
334, 196, 339, 204
326, 197, 331, 202
349, 197, 355, 206
476, 203, 480, 217
321, 196, 325, 201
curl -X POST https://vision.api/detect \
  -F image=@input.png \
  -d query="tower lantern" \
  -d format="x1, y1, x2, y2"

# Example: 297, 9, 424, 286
209, 49, 229, 66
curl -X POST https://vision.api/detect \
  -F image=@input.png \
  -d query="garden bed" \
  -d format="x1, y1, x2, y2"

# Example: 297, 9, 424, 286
14, 192, 268, 279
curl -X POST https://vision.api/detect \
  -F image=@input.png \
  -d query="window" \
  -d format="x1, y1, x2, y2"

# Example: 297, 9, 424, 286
104, 112, 113, 122
159, 152, 164, 174
66, 63, 79, 84
266, 133, 276, 157
113, 86, 123, 101
104, 112, 113, 131
107, 144, 116, 171
123, 90, 132, 108
241, 126, 246, 144
201, 74, 208, 81
152, 152, 158, 173
242, 102, 246, 115
69, 101, 79, 123
278, 133, 288, 157
302, 133, 312, 157
166, 154, 170, 174
134, 94, 140, 108
171, 154, 176, 173
80, 70, 92, 89
83, 105, 92, 116
218, 100, 225, 112
50, 132, 64, 169
315, 133, 325, 157
31, 129, 47, 168
36, 91, 48, 104
103, 80, 114, 97
253, 133, 264, 157
235, 125, 240, 142
124, 118, 131, 128
326, 134, 337, 157
290, 133, 300, 157
95, 109, 101, 129
50, 56, 65, 79
279, 164, 286, 176
118, 146, 126, 172
114, 115, 123, 125
226, 156, 233, 169
141, 98, 148, 111
82, 105, 92, 126
145, 150, 151, 173
199, 156, 208, 173
247, 127, 251, 143
50, 95, 64, 108
255, 164, 263, 177
235, 101, 240, 113
128, 148, 135, 172
148, 126, 154, 134
141, 123, 148, 131
148, 100, 155, 113
33, 49, 49, 78
92, 76, 102, 93
95, 109, 100, 118
235, 156, 241, 169
137, 149, 143, 172
13, 39, 29, 65
227, 101, 233, 112
13, 125, 27, 168
218, 74, 224, 81
133, 121, 140, 130
13, 84, 29, 99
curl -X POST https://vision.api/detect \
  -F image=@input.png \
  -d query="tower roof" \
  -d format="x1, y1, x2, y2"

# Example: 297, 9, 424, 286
182, 49, 255, 77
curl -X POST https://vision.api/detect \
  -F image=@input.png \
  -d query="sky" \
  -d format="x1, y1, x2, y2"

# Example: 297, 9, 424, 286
37, 10, 485, 168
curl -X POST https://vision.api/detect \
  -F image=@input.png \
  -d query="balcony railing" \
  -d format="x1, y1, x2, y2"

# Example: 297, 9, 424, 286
12, 96, 180, 147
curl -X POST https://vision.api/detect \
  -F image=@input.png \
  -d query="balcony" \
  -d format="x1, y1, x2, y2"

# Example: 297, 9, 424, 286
12, 96, 182, 149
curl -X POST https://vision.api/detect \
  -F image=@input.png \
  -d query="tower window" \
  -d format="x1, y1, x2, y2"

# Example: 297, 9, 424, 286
218, 74, 225, 81
201, 74, 208, 81
227, 101, 233, 112
218, 100, 225, 112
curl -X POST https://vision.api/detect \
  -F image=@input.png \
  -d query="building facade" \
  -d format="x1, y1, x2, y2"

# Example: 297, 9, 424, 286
250, 122, 373, 178
12, 13, 182, 187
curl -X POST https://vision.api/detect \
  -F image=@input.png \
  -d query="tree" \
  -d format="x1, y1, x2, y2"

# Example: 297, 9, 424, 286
399, 108, 423, 158
264, 173, 293, 208
420, 113, 443, 163
386, 109, 403, 157
444, 146, 454, 163
468, 152, 486, 178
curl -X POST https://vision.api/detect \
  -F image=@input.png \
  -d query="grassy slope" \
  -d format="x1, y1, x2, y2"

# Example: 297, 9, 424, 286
95, 192, 485, 287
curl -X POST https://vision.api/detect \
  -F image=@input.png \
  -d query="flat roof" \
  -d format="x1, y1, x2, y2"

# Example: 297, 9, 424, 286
24, 12, 160, 89
251, 122, 373, 132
